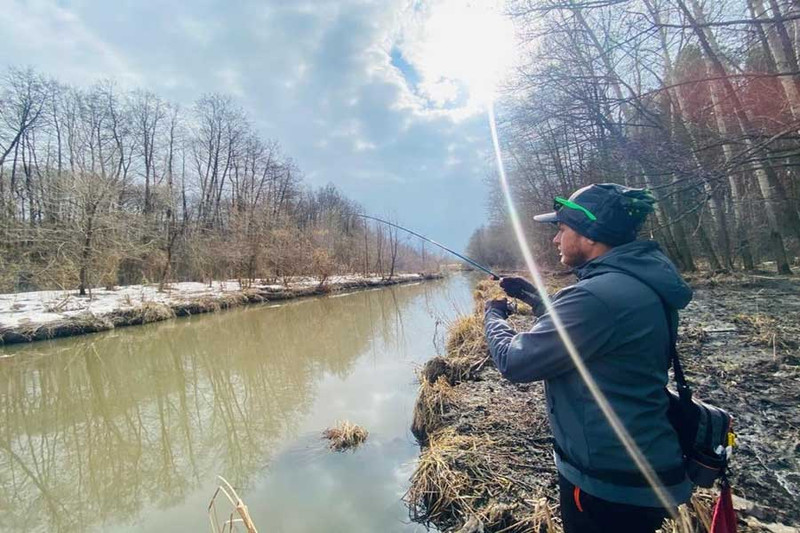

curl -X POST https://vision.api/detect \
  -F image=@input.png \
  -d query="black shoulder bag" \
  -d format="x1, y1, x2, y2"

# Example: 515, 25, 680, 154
663, 305, 734, 488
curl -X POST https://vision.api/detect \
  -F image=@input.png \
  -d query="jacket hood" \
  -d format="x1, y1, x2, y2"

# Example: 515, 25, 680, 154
575, 240, 692, 309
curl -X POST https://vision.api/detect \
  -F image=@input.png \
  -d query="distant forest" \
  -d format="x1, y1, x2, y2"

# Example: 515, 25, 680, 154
0, 68, 432, 294
469, 0, 800, 273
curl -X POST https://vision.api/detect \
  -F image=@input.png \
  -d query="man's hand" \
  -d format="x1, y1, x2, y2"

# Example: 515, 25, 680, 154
484, 298, 511, 318
500, 276, 541, 309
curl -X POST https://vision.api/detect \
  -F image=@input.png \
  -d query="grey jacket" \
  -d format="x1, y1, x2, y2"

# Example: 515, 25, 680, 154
484, 240, 693, 507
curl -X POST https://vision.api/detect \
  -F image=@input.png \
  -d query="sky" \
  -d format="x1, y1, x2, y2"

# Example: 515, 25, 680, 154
0, 0, 517, 250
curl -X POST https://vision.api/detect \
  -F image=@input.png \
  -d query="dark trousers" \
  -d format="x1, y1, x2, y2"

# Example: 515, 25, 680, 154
558, 474, 669, 533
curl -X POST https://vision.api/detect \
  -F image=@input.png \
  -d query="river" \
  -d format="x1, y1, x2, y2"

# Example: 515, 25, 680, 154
0, 274, 476, 532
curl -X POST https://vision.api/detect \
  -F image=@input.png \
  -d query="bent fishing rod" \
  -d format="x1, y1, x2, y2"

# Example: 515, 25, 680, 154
355, 214, 499, 280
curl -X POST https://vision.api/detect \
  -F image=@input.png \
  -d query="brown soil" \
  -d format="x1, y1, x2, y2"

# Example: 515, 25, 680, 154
407, 273, 800, 533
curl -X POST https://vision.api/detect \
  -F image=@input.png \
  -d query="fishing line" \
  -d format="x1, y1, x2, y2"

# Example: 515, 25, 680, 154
487, 100, 687, 523
355, 213, 500, 279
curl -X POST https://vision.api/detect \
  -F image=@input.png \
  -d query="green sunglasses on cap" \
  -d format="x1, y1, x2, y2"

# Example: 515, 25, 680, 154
554, 196, 597, 221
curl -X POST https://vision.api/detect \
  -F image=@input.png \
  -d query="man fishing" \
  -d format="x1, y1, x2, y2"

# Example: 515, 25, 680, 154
483, 183, 693, 533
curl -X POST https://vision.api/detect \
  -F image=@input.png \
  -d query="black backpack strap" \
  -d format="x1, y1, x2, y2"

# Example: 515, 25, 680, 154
661, 303, 693, 404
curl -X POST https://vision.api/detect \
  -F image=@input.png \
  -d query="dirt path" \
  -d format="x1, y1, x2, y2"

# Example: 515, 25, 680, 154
407, 274, 800, 532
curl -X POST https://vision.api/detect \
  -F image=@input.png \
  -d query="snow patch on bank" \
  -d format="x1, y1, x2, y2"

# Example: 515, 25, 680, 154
0, 274, 424, 331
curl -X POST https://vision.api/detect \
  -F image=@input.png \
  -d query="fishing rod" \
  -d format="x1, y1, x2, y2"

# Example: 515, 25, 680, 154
355, 213, 499, 280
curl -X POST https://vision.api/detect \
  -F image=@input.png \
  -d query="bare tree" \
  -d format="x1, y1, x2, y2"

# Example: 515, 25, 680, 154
0, 66, 428, 293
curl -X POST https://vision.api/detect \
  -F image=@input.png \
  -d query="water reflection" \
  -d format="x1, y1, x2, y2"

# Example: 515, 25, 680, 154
0, 276, 472, 532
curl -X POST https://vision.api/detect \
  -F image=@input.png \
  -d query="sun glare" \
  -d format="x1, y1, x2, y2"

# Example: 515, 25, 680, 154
400, 0, 515, 111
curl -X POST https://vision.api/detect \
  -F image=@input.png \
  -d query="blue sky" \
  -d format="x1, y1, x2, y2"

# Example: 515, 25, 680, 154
0, 0, 515, 249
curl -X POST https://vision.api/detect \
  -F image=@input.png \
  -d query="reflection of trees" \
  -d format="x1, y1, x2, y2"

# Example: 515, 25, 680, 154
0, 279, 442, 532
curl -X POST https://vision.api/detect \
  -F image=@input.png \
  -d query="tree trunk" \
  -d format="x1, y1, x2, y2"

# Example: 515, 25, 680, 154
681, 0, 791, 273
750, 0, 800, 119
79, 207, 96, 296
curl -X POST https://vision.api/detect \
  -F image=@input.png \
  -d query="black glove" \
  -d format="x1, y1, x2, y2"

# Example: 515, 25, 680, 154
484, 298, 511, 318
500, 276, 544, 314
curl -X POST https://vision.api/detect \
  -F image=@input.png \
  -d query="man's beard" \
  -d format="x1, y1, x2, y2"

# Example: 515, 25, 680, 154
561, 248, 589, 268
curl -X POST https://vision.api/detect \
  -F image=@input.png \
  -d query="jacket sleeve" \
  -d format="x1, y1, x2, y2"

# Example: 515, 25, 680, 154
483, 286, 616, 382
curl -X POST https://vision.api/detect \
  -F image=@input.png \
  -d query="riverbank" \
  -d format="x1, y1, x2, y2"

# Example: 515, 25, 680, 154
407, 273, 800, 532
0, 273, 442, 346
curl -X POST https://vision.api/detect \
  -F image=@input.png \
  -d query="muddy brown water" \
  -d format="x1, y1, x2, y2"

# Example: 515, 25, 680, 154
0, 274, 475, 532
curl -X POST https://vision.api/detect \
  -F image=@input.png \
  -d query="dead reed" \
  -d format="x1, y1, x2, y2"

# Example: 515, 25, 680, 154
208, 476, 258, 533
322, 420, 369, 451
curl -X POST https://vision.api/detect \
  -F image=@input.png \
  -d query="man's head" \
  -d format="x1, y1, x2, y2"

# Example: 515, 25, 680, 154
552, 223, 610, 267
534, 183, 655, 267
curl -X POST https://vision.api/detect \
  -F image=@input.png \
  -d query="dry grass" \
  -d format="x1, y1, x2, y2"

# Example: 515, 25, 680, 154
208, 476, 258, 533
411, 376, 458, 444
445, 314, 485, 357
420, 357, 454, 384
15, 313, 114, 341
445, 315, 488, 362
218, 292, 249, 308
419, 355, 483, 387
662, 493, 714, 533
733, 313, 797, 352
438, 314, 492, 385
140, 301, 176, 323
409, 372, 562, 532
189, 295, 223, 313
525, 498, 559, 533
322, 420, 369, 451
405, 428, 479, 528
180, 293, 251, 316
473, 279, 506, 315
43, 295, 71, 313
406, 428, 559, 533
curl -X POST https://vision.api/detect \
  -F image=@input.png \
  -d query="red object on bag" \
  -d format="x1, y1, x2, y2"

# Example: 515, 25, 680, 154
710, 481, 737, 533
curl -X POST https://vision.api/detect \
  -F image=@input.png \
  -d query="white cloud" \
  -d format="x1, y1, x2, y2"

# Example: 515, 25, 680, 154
176, 15, 221, 46
0, 0, 142, 87
216, 67, 245, 97
354, 139, 377, 152
445, 155, 461, 167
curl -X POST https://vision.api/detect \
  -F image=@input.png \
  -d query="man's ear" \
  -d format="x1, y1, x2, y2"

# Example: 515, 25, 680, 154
583, 236, 611, 253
